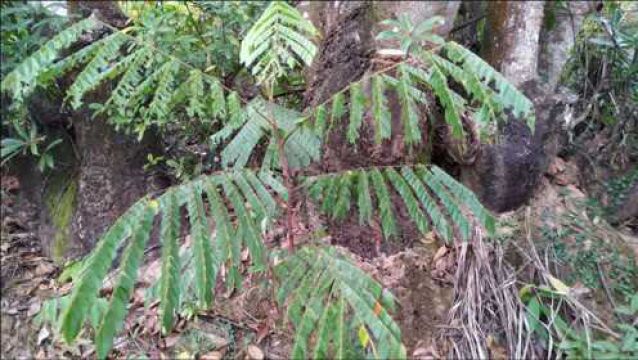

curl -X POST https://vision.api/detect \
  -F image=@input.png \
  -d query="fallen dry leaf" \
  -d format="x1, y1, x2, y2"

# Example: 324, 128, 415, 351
433, 246, 449, 263
420, 231, 436, 244
27, 301, 41, 317
37, 326, 50, 346
246, 345, 264, 360
34, 262, 56, 276
35, 349, 47, 360
200, 351, 223, 360
162, 334, 180, 349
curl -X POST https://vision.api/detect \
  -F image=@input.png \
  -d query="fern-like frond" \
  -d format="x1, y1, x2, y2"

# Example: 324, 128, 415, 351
416, 166, 471, 241
306, 37, 537, 148
57, 170, 283, 358
306, 165, 494, 243
240, 1, 318, 87
66, 31, 130, 109
59, 199, 149, 343
276, 245, 406, 359
1, 17, 97, 104
144, 59, 181, 125
3, 16, 233, 138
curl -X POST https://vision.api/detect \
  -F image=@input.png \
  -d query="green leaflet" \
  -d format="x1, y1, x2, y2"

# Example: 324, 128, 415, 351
226, 91, 244, 126
444, 41, 535, 130
408, 63, 464, 139
347, 82, 366, 144
186, 183, 216, 307
203, 178, 240, 291
397, 65, 422, 145
314, 104, 328, 137
385, 168, 429, 234
333, 173, 353, 219
101, 46, 152, 117
427, 53, 499, 124
430, 166, 495, 235
312, 303, 338, 359
416, 166, 471, 241
145, 59, 180, 125
370, 169, 397, 239
208, 77, 227, 119
357, 170, 373, 225
320, 175, 340, 215
330, 91, 346, 126
244, 170, 278, 217
400, 167, 452, 242
158, 191, 181, 335
222, 175, 266, 272
371, 76, 392, 144
233, 171, 269, 222
66, 31, 129, 109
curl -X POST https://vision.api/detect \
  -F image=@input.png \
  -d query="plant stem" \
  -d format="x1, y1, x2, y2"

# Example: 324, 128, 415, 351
265, 95, 296, 253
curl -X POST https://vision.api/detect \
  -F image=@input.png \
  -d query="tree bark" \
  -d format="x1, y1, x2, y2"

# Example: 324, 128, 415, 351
67, 1, 159, 256
538, 1, 596, 90
482, 1, 545, 87
460, 1, 595, 212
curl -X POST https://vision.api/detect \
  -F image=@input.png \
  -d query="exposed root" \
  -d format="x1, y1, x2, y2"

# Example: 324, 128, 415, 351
441, 228, 534, 359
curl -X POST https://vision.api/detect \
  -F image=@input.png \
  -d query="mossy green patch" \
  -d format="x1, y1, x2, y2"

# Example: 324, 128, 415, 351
45, 178, 77, 263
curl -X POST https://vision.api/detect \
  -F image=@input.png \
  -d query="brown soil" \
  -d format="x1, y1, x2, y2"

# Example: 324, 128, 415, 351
357, 242, 454, 355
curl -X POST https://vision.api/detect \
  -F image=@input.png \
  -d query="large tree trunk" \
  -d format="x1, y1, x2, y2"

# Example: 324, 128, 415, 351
538, 1, 596, 90
482, 1, 545, 87
461, 1, 594, 212
300, 1, 460, 257
67, 1, 159, 256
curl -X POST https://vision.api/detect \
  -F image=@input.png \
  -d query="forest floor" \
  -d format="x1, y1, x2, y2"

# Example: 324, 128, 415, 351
0, 173, 455, 359
1, 157, 636, 359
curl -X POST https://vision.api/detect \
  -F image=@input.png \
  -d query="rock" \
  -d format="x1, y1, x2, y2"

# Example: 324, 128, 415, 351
610, 183, 638, 225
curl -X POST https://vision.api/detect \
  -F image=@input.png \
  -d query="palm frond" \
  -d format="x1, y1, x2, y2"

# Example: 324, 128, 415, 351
306, 165, 495, 243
